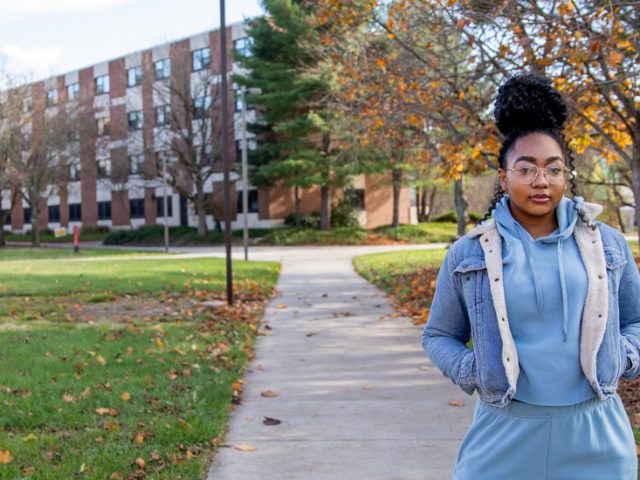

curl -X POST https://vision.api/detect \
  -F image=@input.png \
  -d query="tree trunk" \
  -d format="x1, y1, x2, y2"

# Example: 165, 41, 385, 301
196, 188, 207, 237
454, 177, 468, 238
31, 204, 40, 247
633, 144, 640, 245
391, 167, 402, 228
320, 184, 331, 231
426, 186, 437, 222
294, 186, 301, 227
417, 186, 425, 222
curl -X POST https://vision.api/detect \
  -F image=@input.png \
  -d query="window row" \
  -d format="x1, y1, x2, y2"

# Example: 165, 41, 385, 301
34, 38, 254, 109
13, 190, 255, 225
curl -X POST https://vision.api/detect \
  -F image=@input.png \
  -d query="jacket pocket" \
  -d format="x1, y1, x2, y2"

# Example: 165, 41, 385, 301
453, 257, 486, 308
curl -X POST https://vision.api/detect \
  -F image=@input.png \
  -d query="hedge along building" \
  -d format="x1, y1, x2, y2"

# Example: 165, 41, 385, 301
0, 22, 414, 234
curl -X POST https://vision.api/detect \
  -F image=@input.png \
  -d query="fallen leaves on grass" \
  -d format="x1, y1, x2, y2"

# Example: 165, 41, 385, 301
95, 408, 118, 417
0, 449, 14, 464
369, 266, 438, 325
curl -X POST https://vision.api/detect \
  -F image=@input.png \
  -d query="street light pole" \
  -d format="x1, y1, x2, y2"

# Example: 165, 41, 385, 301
161, 152, 169, 253
241, 85, 249, 261
219, 0, 234, 305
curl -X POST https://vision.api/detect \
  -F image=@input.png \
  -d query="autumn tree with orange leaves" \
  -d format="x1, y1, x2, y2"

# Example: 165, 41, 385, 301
315, 0, 639, 236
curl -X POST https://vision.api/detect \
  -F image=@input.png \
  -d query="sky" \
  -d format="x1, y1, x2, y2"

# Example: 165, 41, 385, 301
0, 0, 265, 81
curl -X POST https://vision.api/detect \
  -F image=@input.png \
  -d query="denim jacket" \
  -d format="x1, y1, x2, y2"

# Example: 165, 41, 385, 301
422, 202, 640, 407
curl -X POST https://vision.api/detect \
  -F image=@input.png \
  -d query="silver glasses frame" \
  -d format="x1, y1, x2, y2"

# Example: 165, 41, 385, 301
506, 163, 571, 185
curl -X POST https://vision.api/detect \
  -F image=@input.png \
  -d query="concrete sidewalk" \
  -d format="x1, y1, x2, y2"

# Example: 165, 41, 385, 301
206, 246, 475, 480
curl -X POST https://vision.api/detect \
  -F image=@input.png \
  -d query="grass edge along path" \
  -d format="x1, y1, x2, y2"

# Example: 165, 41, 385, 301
352, 246, 640, 466
0, 249, 280, 480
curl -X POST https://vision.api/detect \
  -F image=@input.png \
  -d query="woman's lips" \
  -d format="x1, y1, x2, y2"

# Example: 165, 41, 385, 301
530, 195, 551, 203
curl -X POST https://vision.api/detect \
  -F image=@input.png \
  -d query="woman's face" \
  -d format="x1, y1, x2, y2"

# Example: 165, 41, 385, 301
498, 132, 567, 225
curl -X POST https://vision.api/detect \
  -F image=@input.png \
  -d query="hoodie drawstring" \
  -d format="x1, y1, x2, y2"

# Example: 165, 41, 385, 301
557, 241, 569, 342
514, 223, 570, 342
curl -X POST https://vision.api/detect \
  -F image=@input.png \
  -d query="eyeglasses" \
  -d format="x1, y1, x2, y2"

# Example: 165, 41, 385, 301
506, 162, 570, 185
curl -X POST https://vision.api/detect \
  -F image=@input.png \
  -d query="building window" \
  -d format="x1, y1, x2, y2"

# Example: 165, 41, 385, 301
129, 154, 145, 175
237, 189, 259, 213
130, 198, 145, 219
154, 58, 170, 80
353, 189, 365, 210
128, 111, 143, 131
127, 66, 142, 87
48, 205, 60, 223
193, 95, 211, 120
233, 37, 253, 58
46, 88, 58, 107
156, 196, 173, 217
69, 203, 82, 222
67, 83, 80, 101
235, 138, 257, 163
23, 97, 31, 113
97, 201, 111, 220
234, 88, 255, 112
154, 105, 170, 126
23, 207, 32, 224
69, 162, 81, 181
192, 47, 211, 72
95, 74, 110, 95
97, 158, 111, 178
96, 117, 110, 137
2, 210, 11, 225
203, 144, 214, 162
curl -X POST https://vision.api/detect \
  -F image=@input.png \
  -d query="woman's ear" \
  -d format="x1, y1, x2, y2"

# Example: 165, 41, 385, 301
498, 169, 507, 192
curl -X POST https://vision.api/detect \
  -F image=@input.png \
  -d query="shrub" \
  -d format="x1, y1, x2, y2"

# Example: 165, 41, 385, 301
433, 211, 457, 223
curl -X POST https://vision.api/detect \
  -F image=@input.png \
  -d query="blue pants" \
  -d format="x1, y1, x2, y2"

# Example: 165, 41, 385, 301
453, 394, 637, 480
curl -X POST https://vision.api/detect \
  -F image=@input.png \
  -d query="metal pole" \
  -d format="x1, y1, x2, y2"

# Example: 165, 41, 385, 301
219, 0, 234, 305
161, 153, 169, 253
241, 85, 249, 261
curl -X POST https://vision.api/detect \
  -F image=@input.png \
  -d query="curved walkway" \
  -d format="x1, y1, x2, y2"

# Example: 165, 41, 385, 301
203, 244, 475, 480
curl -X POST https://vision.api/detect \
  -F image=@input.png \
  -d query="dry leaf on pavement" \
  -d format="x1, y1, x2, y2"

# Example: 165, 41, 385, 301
263, 416, 281, 426
234, 444, 257, 452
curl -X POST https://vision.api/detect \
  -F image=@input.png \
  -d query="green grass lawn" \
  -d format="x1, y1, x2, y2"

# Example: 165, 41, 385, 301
0, 247, 159, 261
0, 247, 280, 479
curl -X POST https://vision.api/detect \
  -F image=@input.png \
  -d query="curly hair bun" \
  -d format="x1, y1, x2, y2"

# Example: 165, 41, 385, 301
494, 73, 567, 136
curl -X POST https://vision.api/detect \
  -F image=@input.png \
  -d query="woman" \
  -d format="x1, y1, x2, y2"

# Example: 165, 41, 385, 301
422, 73, 640, 479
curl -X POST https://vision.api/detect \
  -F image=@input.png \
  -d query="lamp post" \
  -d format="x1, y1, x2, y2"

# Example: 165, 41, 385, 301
219, 0, 234, 305
241, 84, 249, 261
161, 152, 169, 253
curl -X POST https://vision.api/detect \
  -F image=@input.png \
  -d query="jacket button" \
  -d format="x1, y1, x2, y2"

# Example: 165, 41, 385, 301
598, 275, 603, 279
484, 238, 489, 243
494, 278, 500, 282
489, 250, 493, 253
506, 357, 510, 362
501, 317, 506, 322
598, 314, 603, 318
466, 276, 471, 281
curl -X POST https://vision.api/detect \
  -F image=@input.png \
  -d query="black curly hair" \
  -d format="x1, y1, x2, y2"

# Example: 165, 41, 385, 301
481, 73, 594, 229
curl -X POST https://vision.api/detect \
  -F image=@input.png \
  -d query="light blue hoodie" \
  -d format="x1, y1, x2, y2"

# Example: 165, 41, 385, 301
494, 195, 595, 405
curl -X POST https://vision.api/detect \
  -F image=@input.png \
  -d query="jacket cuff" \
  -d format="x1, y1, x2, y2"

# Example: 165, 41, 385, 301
621, 336, 639, 379
457, 350, 477, 395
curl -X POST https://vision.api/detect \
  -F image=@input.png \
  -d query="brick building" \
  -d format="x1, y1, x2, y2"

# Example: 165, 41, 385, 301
1, 23, 413, 233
